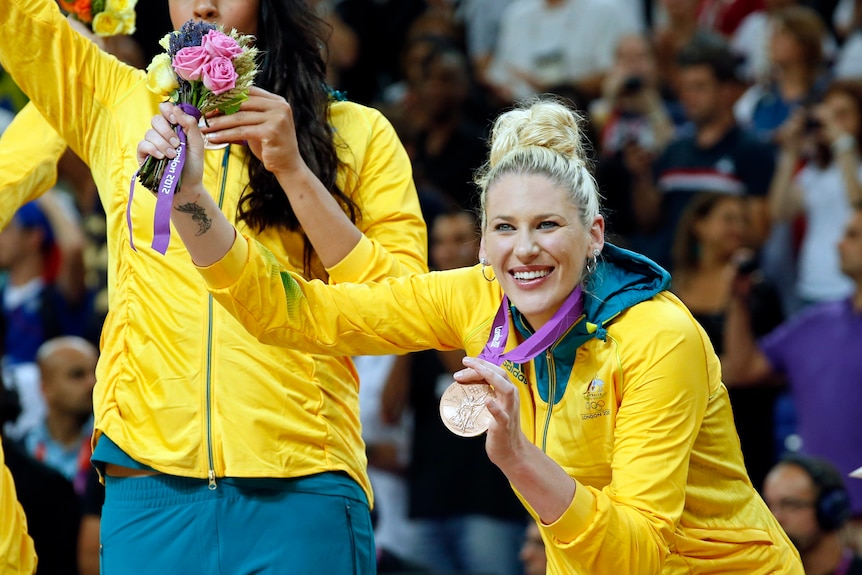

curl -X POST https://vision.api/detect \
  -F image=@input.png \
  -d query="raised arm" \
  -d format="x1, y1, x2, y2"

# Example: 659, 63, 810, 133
138, 102, 453, 355
721, 272, 776, 385
0, 0, 141, 162
768, 110, 805, 222
197, 92, 428, 282
819, 104, 862, 207
0, 104, 67, 229
36, 191, 87, 304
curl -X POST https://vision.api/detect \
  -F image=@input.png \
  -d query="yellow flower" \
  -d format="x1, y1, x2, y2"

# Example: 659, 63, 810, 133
158, 33, 172, 51
120, 10, 136, 35
106, 0, 136, 12
92, 11, 124, 36
146, 53, 179, 97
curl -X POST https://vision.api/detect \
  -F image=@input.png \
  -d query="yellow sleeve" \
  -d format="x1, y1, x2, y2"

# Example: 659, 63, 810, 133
199, 235, 464, 355
0, 442, 37, 575
0, 103, 67, 230
0, 0, 139, 163
326, 105, 428, 283
541, 297, 712, 574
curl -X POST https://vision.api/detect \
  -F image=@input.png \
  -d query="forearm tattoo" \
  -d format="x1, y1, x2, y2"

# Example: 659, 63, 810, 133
175, 202, 212, 236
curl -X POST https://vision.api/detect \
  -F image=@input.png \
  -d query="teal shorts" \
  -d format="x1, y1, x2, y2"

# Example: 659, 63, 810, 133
100, 472, 375, 575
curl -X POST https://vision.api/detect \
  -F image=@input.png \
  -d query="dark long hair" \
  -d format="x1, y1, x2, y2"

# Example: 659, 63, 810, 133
671, 192, 738, 276
239, 0, 359, 277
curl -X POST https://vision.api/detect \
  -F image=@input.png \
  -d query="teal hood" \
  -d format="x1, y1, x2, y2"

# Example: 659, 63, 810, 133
512, 243, 671, 404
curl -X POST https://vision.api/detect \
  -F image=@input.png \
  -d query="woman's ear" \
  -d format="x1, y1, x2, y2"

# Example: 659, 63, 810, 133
589, 215, 605, 254
478, 236, 487, 264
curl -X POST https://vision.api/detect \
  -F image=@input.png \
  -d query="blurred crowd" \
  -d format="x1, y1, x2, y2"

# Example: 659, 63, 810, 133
1, 0, 862, 573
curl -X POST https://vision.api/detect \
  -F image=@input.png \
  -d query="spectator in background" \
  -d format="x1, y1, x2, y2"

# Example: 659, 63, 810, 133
409, 41, 488, 211
457, 0, 516, 88
485, 0, 638, 105
308, 0, 359, 90
381, 208, 527, 575
763, 455, 862, 574
0, 197, 90, 440
769, 80, 862, 308
722, 204, 862, 552
519, 521, 548, 575
669, 192, 784, 490
698, 0, 764, 37
652, 0, 702, 101
334, 0, 435, 104
591, 33, 676, 150
591, 33, 676, 247
629, 33, 774, 268
735, 5, 830, 140
20, 336, 96, 489
732, 0, 831, 86
834, 0, 862, 78
735, 5, 832, 319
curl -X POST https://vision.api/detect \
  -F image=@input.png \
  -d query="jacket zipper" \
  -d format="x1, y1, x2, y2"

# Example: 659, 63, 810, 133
541, 348, 556, 453
205, 146, 232, 490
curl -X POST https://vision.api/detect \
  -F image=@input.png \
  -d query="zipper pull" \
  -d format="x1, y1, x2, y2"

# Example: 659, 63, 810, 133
208, 470, 217, 491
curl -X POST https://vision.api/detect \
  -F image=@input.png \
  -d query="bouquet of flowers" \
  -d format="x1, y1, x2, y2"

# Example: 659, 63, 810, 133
131, 20, 258, 254
58, 0, 137, 36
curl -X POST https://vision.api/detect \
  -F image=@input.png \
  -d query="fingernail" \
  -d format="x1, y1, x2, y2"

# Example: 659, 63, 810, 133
166, 148, 176, 158
170, 137, 180, 147
169, 114, 176, 123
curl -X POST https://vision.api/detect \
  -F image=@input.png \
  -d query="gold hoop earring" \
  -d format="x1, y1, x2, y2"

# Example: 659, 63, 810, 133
585, 249, 600, 274
480, 258, 495, 282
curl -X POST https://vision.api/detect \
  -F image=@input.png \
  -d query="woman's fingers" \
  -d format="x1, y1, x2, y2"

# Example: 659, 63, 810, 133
137, 135, 168, 164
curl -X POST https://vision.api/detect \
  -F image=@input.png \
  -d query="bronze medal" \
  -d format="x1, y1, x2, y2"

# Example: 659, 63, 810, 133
439, 381, 495, 437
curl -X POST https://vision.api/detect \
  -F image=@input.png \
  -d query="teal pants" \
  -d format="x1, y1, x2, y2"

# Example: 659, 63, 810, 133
100, 472, 375, 575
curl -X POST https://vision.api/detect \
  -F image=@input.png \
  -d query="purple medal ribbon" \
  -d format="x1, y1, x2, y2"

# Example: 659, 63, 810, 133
127, 103, 202, 254
478, 285, 584, 366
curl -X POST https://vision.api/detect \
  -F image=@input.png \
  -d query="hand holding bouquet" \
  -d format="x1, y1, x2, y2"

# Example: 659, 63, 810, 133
130, 20, 258, 254
58, 0, 137, 36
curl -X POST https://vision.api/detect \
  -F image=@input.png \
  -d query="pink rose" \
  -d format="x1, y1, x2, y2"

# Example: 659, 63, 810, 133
172, 46, 210, 81
202, 57, 238, 95
202, 30, 243, 60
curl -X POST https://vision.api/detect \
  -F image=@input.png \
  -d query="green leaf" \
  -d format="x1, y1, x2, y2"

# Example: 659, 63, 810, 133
217, 93, 249, 116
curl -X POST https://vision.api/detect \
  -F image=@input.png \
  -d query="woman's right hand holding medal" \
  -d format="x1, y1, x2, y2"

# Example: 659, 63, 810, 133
456, 357, 531, 471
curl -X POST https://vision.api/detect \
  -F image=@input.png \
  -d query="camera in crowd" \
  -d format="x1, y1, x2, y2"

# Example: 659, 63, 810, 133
619, 75, 644, 97
804, 112, 822, 133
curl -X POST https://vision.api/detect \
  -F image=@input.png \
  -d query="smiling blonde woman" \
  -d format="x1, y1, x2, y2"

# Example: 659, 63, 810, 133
144, 95, 803, 574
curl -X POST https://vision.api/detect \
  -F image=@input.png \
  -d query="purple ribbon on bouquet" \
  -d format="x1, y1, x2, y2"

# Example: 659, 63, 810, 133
126, 103, 202, 254
478, 285, 584, 367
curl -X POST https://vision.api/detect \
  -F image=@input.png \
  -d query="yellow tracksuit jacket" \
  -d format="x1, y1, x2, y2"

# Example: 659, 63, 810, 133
0, 0, 428, 502
199, 237, 804, 574
0, 441, 36, 575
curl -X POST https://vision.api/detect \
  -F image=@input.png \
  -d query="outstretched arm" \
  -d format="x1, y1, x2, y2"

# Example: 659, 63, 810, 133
721, 269, 776, 385
0, 104, 68, 230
